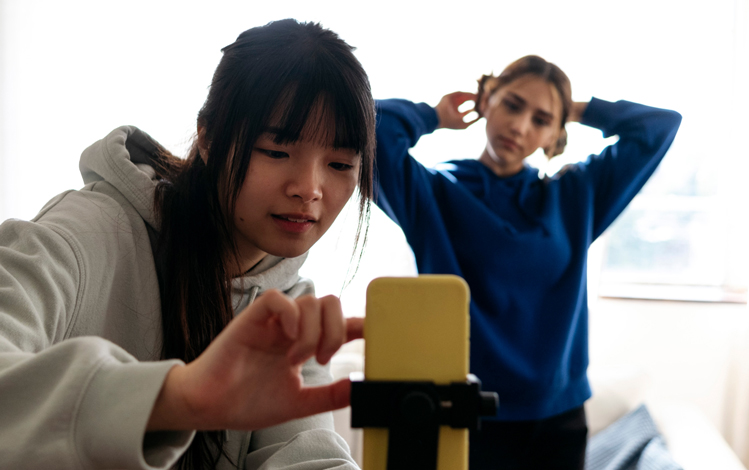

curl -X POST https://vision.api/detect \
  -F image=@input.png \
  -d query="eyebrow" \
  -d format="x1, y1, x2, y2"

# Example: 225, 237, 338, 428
257, 129, 362, 157
507, 92, 527, 105
506, 92, 554, 120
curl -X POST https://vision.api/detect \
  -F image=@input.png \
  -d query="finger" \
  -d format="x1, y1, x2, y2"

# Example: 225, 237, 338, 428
316, 295, 345, 365
450, 119, 473, 130
456, 97, 478, 120
345, 317, 364, 342
240, 289, 300, 340
292, 379, 352, 418
451, 91, 478, 105
288, 295, 322, 364
449, 91, 476, 100
463, 114, 481, 127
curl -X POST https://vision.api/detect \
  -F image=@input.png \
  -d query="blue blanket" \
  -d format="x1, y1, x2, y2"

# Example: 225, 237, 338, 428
586, 405, 683, 470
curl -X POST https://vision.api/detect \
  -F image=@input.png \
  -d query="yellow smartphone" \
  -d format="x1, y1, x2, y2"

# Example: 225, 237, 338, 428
361, 275, 470, 470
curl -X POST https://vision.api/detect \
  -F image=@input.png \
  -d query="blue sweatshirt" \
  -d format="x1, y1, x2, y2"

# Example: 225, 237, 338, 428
374, 98, 681, 420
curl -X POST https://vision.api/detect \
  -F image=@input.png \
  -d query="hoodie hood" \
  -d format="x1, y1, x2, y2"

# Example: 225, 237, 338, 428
79, 126, 312, 303
231, 253, 312, 313
79, 126, 164, 229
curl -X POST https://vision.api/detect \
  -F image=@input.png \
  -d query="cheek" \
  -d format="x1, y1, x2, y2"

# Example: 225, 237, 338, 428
483, 117, 497, 137
233, 192, 256, 226
485, 111, 507, 132
327, 175, 358, 213
234, 173, 268, 221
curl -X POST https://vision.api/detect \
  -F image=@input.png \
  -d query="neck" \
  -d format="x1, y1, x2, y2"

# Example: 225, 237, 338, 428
232, 246, 268, 277
478, 149, 524, 177
238, 256, 266, 277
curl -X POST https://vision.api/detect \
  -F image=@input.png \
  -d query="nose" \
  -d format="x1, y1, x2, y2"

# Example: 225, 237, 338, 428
287, 162, 323, 203
508, 113, 532, 137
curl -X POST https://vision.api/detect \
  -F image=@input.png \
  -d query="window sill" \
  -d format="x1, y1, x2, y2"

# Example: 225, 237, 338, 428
597, 283, 747, 304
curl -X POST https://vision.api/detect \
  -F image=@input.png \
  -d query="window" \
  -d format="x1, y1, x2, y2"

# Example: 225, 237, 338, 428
593, 1, 749, 302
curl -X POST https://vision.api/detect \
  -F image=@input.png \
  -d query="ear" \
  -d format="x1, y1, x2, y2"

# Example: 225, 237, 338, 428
478, 92, 492, 117
197, 126, 209, 163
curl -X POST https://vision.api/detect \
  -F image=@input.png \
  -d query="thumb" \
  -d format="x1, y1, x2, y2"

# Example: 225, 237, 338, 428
345, 317, 364, 342
293, 379, 352, 418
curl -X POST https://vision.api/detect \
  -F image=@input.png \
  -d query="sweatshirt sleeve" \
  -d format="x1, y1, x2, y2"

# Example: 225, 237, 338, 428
0, 218, 194, 470
562, 97, 682, 239
244, 359, 357, 470
374, 99, 440, 236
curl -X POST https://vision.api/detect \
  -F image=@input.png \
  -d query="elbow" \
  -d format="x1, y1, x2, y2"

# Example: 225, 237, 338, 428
657, 109, 683, 147
662, 109, 683, 136
667, 109, 683, 130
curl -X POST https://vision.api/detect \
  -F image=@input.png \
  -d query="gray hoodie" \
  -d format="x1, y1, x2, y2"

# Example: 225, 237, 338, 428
0, 126, 357, 470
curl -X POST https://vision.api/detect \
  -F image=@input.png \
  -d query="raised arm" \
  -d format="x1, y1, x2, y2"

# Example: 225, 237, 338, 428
560, 97, 682, 239
375, 93, 477, 236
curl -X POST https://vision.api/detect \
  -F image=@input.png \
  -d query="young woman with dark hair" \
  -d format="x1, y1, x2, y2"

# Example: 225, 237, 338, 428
0, 19, 373, 470
373, 55, 682, 469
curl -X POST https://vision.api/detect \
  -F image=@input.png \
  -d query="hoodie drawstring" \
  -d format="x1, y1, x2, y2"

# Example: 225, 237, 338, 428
247, 285, 260, 305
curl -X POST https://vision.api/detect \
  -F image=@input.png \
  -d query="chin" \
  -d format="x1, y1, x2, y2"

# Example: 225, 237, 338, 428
264, 244, 311, 260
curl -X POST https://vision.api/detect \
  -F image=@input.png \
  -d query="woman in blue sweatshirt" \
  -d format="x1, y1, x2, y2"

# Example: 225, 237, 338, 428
374, 55, 681, 469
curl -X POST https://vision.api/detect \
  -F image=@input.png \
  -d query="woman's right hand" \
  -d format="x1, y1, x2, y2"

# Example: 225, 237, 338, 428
146, 290, 363, 432
435, 91, 480, 130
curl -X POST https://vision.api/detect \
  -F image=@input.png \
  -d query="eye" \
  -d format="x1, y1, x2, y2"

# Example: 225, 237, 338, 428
533, 117, 551, 127
502, 99, 520, 111
329, 162, 354, 171
256, 148, 289, 159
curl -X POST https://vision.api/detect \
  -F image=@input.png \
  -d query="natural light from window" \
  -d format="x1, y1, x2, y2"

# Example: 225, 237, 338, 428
0, 0, 746, 316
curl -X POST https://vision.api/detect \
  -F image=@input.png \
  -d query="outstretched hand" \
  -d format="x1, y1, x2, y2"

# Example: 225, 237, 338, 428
147, 290, 364, 432
435, 91, 480, 130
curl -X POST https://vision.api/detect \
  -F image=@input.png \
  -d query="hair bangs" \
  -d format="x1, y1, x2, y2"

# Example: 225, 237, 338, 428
264, 50, 372, 157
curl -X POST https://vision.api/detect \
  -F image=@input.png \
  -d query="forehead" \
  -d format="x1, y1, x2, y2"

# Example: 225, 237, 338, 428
496, 75, 562, 119
266, 95, 339, 148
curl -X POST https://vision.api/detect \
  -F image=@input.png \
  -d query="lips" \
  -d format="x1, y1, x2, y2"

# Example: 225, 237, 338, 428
497, 136, 519, 151
272, 214, 316, 233
277, 215, 313, 223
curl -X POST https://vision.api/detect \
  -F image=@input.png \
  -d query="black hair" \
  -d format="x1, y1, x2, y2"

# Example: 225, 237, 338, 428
152, 19, 375, 469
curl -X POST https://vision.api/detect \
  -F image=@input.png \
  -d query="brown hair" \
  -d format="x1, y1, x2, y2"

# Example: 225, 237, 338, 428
476, 55, 572, 157
152, 19, 375, 469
